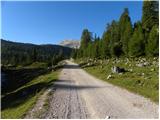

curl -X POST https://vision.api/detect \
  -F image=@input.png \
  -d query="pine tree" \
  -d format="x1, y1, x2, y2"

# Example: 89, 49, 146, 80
102, 24, 111, 58
80, 29, 92, 57
109, 20, 122, 57
80, 29, 92, 49
129, 22, 145, 57
146, 25, 159, 56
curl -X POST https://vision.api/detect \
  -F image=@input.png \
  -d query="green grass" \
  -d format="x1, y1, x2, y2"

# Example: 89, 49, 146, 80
1, 70, 60, 119
75, 57, 159, 103
24, 62, 48, 69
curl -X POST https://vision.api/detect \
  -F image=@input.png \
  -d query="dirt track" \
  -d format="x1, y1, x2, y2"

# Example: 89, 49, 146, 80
44, 60, 158, 119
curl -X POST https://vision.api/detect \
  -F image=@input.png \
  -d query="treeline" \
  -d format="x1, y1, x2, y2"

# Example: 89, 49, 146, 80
1, 40, 73, 66
73, 1, 159, 59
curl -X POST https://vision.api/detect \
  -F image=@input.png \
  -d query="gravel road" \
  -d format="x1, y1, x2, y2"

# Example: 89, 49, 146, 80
44, 60, 158, 119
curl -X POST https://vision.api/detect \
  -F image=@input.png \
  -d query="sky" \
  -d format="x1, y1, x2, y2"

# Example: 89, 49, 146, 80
1, 1, 143, 45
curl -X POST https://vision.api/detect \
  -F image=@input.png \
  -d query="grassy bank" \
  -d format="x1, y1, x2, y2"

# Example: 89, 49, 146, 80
75, 57, 159, 102
1, 69, 60, 119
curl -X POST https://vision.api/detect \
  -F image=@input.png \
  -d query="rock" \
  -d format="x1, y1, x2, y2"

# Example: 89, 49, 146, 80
152, 61, 157, 65
151, 68, 155, 71
128, 69, 133, 72
119, 73, 123, 75
100, 60, 103, 64
100, 65, 103, 69
143, 62, 149, 66
125, 62, 128, 65
111, 66, 126, 73
136, 63, 144, 67
105, 116, 111, 119
107, 75, 112, 79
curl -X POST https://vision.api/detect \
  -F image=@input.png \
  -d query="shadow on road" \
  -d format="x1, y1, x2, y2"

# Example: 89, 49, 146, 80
53, 79, 108, 90
64, 64, 80, 69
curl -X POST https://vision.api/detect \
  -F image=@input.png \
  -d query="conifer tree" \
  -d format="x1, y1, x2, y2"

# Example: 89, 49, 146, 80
119, 8, 133, 56
129, 22, 145, 57
142, 0, 159, 31
146, 25, 159, 56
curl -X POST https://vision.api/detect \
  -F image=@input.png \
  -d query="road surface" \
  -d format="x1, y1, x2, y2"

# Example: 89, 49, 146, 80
44, 60, 158, 119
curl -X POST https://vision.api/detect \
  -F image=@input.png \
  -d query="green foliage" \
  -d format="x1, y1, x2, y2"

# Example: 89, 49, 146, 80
1, 40, 72, 66
80, 29, 92, 49
119, 8, 133, 56
142, 1, 159, 31
1, 70, 59, 118
146, 25, 159, 56
129, 22, 145, 57
69, 1, 159, 59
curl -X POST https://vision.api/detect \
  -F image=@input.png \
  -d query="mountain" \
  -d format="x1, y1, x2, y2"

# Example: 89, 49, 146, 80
59, 40, 80, 49
1, 39, 73, 66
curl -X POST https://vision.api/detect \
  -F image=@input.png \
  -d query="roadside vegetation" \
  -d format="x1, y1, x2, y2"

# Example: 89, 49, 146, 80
75, 57, 158, 102
73, 1, 159, 102
1, 57, 65, 118
1, 68, 60, 119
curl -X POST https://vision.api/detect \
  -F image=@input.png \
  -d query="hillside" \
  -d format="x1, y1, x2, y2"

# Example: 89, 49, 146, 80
1, 39, 73, 66
59, 40, 80, 48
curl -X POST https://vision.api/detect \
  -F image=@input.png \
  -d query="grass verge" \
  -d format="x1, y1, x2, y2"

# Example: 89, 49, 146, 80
75, 58, 159, 103
1, 70, 60, 119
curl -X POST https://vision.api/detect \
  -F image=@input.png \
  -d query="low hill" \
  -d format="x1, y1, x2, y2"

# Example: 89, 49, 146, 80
1, 39, 73, 66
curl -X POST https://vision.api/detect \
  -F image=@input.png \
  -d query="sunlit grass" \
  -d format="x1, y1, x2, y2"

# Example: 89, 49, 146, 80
1, 70, 59, 119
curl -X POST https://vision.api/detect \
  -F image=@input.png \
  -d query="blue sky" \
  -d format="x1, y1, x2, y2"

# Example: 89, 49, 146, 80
1, 1, 143, 45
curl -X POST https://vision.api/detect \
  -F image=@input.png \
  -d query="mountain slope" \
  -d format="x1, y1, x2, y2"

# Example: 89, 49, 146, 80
1, 39, 73, 66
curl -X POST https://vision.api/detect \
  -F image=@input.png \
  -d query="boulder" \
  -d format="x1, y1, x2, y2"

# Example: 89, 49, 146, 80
111, 66, 126, 73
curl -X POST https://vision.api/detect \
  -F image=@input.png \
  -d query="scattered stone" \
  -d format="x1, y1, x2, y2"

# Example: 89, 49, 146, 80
128, 69, 133, 72
153, 57, 157, 60
151, 68, 155, 71
107, 75, 112, 79
100, 60, 103, 64
125, 62, 128, 65
100, 65, 103, 69
119, 73, 123, 75
87, 63, 90, 66
136, 63, 144, 67
141, 73, 145, 76
143, 62, 149, 66
105, 116, 111, 119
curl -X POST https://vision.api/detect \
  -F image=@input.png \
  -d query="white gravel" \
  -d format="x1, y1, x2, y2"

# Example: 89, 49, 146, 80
44, 60, 159, 119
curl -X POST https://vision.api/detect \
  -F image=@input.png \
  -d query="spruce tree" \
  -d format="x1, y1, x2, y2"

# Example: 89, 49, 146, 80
119, 8, 133, 56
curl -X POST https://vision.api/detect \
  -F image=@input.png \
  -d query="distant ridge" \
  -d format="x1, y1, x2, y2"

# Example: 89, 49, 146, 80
59, 40, 80, 49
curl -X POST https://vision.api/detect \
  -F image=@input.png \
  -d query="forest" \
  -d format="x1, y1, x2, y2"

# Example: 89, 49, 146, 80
1, 39, 72, 67
72, 1, 159, 59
